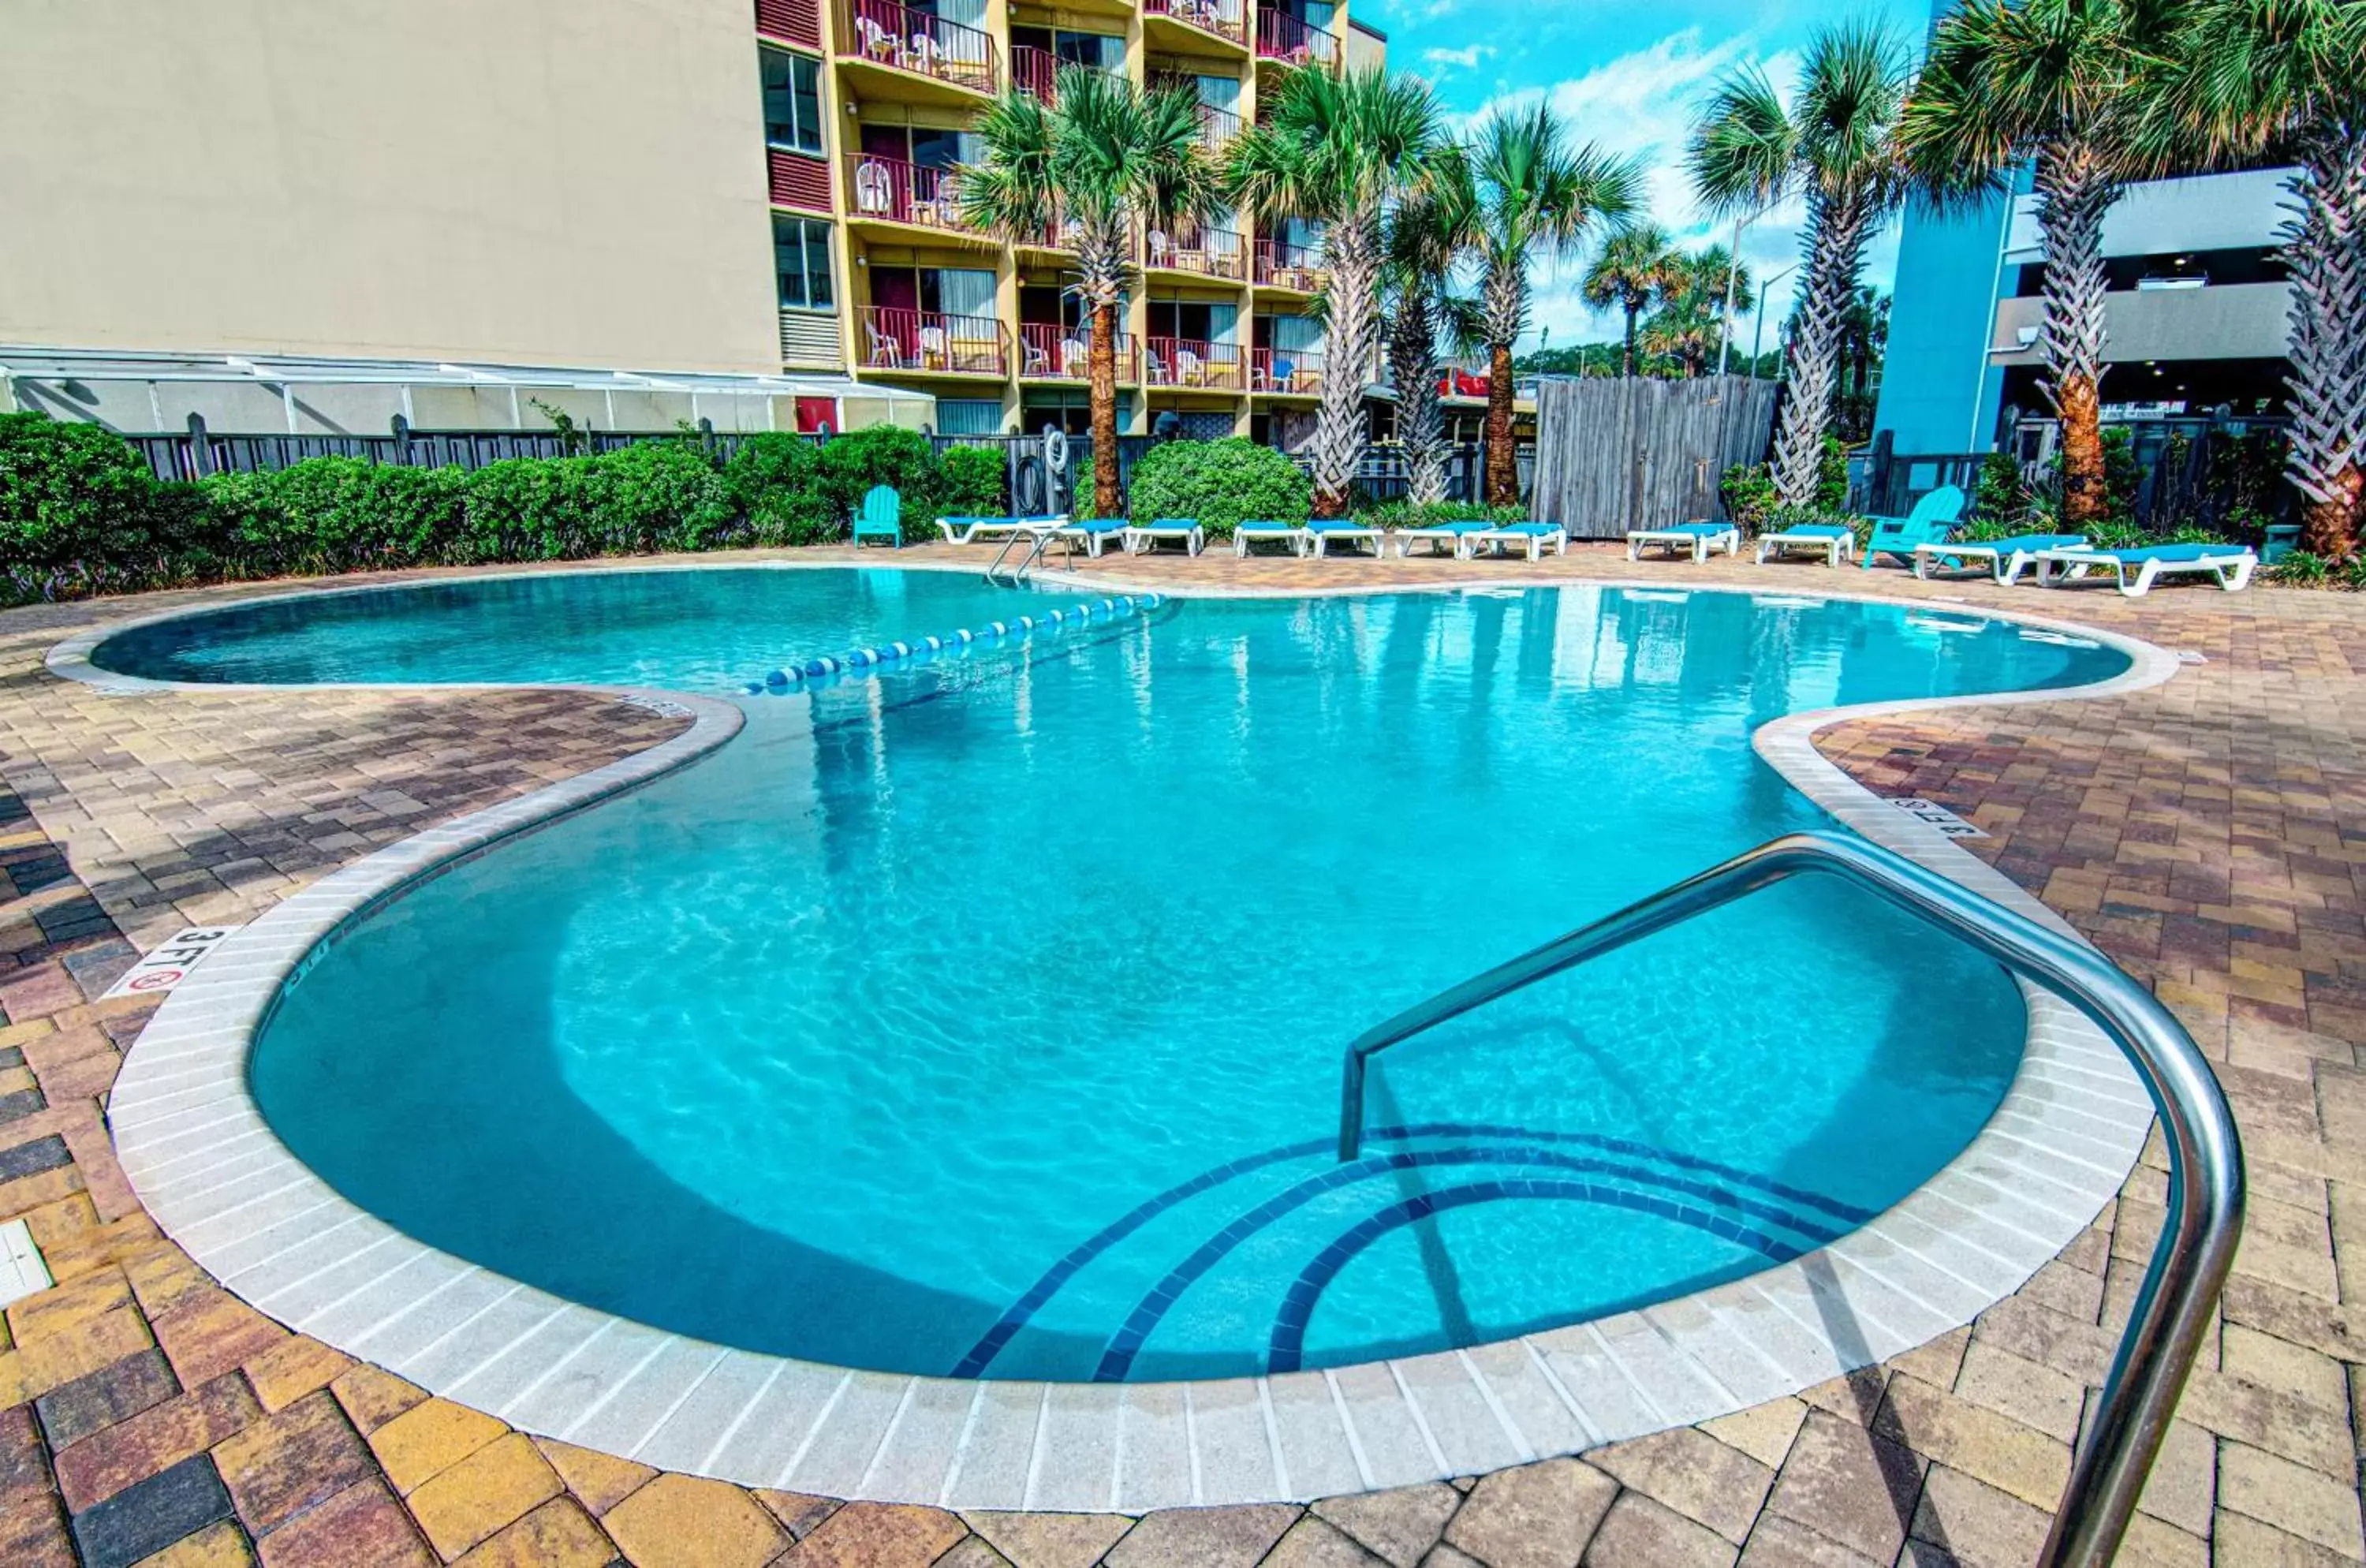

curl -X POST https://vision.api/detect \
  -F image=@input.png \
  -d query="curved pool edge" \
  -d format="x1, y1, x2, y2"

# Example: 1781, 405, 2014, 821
79, 564, 2178, 1511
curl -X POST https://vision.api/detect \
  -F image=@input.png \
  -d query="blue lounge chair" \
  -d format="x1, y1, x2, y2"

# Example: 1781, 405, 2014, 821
853, 485, 902, 548
1053, 516, 1129, 558
2033, 542, 2258, 596
1755, 521, 1856, 567
1233, 521, 1308, 558
1913, 533, 2089, 584
1123, 518, 1204, 556
1467, 522, 1569, 561
1860, 484, 1967, 569
1305, 518, 1385, 558
1392, 518, 1495, 558
1628, 521, 1741, 562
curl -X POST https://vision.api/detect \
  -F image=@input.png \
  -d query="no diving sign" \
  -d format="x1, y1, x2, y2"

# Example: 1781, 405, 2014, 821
102, 927, 242, 999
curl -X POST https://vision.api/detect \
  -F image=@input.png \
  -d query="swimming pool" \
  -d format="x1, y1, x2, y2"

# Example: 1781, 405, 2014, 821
96, 569, 2131, 1388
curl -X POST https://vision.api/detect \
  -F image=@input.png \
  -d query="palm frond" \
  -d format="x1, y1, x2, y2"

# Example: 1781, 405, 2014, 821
1689, 65, 1796, 216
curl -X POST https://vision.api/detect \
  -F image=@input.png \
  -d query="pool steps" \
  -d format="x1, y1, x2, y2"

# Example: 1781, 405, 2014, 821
744, 592, 1166, 694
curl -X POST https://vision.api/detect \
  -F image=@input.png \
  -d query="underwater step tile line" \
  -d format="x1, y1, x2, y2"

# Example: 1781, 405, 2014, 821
744, 591, 1168, 693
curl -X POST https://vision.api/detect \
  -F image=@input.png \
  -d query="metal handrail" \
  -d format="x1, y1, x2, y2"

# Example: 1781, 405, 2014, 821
1335, 830, 2241, 1568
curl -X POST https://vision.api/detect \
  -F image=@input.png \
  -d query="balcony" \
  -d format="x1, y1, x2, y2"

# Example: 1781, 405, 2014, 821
1253, 237, 1327, 292
1013, 50, 1124, 105
1989, 284, 2293, 364
1143, 0, 1247, 51
1019, 323, 1140, 383
860, 306, 1009, 377
1194, 101, 1243, 148
845, 152, 981, 238
1144, 337, 1245, 390
1256, 9, 1338, 68
838, 0, 998, 99
1250, 345, 1324, 395
1145, 222, 1246, 282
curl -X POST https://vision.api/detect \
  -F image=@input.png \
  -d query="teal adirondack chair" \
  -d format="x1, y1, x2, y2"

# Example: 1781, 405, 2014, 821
1860, 483, 1967, 570
853, 485, 902, 548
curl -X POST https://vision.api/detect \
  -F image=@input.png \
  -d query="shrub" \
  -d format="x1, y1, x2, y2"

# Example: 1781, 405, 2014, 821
584, 441, 733, 553
1072, 455, 1098, 520
0, 411, 159, 599
1815, 434, 1849, 513
725, 434, 833, 547
1972, 451, 2028, 527
938, 444, 1007, 518
2271, 549, 2331, 587
816, 425, 940, 524
461, 457, 602, 562
1718, 464, 1778, 532
1125, 439, 1310, 539
245, 458, 469, 574
1353, 498, 1525, 528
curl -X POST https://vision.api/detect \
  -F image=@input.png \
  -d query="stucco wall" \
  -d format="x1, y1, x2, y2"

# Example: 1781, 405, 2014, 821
0, 0, 782, 374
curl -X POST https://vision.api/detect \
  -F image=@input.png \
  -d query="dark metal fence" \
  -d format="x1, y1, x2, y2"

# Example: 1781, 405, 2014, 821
1856, 416, 2295, 532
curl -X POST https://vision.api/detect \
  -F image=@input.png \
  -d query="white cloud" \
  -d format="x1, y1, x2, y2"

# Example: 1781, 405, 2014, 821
1423, 43, 1494, 69
1447, 27, 1873, 351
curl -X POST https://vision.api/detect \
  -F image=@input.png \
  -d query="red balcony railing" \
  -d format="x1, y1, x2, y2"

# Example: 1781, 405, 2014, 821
1012, 45, 1058, 103
1253, 237, 1327, 290
1019, 323, 1140, 383
840, 0, 999, 94
1144, 337, 1245, 390
1195, 101, 1243, 147
1256, 8, 1338, 67
1251, 345, 1326, 394
860, 307, 1008, 375
1144, 0, 1246, 47
845, 151, 972, 233
1144, 222, 1245, 280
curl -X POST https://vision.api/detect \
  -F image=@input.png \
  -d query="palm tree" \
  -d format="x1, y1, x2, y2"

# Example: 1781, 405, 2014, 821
1581, 224, 1677, 377
1900, 0, 2181, 527
1642, 246, 1755, 376
1834, 285, 1890, 440
1230, 65, 1439, 516
962, 68, 1218, 519
1383, 145, 1479, 505
1692, 21, 1918, 512
2160, 0, 2366, 554
1463, 106, 1641, 506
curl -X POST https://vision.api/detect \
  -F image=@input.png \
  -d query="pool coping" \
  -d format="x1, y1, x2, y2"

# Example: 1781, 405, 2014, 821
74, 563, 2181, 1511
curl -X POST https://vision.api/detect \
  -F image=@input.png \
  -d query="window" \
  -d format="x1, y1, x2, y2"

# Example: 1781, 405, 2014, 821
935, 399, 1005, 435
773, 215, 835, 311
761, 50, 825, 154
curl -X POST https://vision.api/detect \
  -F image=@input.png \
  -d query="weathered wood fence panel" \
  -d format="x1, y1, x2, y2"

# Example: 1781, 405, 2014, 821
1530, 375, 1780, 537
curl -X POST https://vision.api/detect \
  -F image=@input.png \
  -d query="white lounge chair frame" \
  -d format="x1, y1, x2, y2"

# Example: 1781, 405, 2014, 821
1233, 525, 1308, 558
1465, 526, 1568, 562
1627, 525, 1741, 563
1392, 525, 1482, 558
2034, 547, 2257, 597
1123, 522, 1204, 556
1308, 525, 1385, 558
1913, 540, 2087, 585
943, 515, 1068, 545
1054, 520, 1127, 558
1755, 529, 1855, 567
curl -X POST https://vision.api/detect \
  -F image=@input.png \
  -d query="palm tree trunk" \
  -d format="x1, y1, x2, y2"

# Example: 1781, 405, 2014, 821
1621, 304, 1638, 379
1090, 299, 1120, 520
2034, 140, 2116, 528
1482, 262, 1525, 508
1389, 289, 1447, 506
1312, 212, 1380, 517
2281, 119, 2366, 558
1770, 192, 1870, 510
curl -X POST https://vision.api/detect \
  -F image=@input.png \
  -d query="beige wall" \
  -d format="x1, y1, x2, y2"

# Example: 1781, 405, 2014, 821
0, 0, 782, 374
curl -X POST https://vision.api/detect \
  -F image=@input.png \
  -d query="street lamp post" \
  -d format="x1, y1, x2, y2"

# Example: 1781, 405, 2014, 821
1752, 263, 1799, 376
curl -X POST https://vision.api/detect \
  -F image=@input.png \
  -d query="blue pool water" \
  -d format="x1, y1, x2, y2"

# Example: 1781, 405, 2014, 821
99, 570, 2129, 1380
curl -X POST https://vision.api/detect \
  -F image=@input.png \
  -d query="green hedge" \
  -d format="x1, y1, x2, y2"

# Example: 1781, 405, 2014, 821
0, 413, 1001, 607
1125, 439, 1309, 539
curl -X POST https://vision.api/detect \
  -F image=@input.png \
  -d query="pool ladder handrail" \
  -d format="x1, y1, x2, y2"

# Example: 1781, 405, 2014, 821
1336, 830, 2241, 1568
985, 526, 1056, 587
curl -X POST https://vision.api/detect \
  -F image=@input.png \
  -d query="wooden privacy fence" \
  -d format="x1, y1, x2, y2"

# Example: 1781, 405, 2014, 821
1529, 375, 1780, 538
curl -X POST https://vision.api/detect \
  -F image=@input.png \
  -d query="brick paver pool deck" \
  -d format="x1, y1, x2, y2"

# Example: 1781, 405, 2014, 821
0, 543, 2358, 1566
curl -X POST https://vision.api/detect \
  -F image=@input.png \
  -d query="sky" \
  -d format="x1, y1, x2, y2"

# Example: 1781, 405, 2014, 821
1369, 0, 1935, 353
